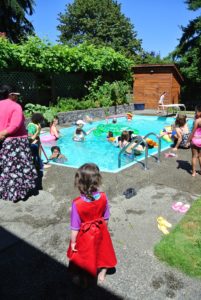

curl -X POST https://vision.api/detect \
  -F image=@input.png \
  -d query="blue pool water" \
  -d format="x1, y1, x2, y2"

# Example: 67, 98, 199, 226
41, 115, 193, 173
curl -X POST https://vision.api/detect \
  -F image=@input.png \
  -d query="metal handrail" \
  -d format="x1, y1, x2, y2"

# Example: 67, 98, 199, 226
143, 132, 161, 170
118, 133, 161, 170
118, 136, 144, 168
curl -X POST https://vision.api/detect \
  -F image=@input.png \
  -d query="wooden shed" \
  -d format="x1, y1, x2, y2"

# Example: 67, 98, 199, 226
132, 64, 183, 109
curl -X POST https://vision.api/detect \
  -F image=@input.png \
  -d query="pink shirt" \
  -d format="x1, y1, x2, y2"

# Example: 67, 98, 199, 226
0, 99, 27, 138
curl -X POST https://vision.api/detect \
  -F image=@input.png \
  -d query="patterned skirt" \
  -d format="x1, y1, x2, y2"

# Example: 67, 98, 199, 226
0, 137, 38, 202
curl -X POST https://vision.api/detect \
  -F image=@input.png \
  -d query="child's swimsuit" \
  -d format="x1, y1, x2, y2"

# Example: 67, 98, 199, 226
180, 129, 190, 148
27, 123, 40, 143
73, 133, 85, 142
192, 127, 201, 148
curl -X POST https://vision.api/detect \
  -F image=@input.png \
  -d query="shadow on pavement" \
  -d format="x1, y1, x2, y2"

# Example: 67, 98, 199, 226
176, 159, 192, 174
0, 227, 122, 300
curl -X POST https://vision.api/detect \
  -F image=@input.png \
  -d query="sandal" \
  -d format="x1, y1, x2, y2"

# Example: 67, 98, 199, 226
123, 188, 137, 199
157, 224, 169, 235
164, 152, 177, 158
157, 216, 172, 228
171, 202, 183, 212
178, 204, 190, 213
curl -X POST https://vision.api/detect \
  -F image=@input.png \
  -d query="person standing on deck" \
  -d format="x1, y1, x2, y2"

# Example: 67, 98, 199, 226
157, 91, 166, 114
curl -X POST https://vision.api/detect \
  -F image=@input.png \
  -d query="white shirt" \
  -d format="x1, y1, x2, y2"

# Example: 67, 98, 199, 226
159, 94, 165, 104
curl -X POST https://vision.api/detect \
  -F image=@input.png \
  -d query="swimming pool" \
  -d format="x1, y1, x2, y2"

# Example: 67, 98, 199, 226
41, 115, 193, 173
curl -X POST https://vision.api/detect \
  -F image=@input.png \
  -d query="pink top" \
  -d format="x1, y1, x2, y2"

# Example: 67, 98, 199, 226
0, 99, 27, 138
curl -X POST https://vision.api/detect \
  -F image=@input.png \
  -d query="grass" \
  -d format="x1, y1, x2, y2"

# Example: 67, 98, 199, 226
154, 197, 201, 278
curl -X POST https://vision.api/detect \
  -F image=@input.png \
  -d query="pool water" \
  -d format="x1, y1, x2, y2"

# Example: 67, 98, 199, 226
41, 115, 193, 173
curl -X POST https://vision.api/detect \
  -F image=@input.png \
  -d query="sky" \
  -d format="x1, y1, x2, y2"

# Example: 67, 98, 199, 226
30, 0, 200, 58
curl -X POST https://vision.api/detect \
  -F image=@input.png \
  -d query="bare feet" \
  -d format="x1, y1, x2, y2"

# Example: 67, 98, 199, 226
98, 268, 107, 283
44, 164, 51, 169
192, 172, 196, 177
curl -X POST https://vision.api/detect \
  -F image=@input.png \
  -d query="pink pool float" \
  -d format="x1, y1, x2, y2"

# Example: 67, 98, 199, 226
40, 134, 56, 143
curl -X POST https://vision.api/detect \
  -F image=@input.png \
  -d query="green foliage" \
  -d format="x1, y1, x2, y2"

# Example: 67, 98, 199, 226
24, 103, 57, 122
0, 36, 132, 75
0, 37, 15, 69
185, 0, 201, 10
137, 50, 173, 64
170, 1, 201, 105
53, 98, 94, 111
24, 78, 130, 116
172, 1, 201, 82
0, 0, 35, 43
57, 0, 142, 58
85, 77, 130, 108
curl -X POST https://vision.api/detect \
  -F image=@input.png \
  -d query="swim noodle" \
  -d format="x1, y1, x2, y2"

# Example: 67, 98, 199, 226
40, 134, 56, 142
93, 124, 139, 137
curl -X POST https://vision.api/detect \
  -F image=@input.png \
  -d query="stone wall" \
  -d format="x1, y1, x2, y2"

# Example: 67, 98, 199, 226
57, 103, 135, 125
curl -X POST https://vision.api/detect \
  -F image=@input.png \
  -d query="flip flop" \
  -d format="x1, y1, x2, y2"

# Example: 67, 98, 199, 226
123, 188, 137, 199
157, 224, 169, 235
164, 152, 177, 158
171, 201, 183, 212
157, 216, 172, 228
178, 204, 190, 213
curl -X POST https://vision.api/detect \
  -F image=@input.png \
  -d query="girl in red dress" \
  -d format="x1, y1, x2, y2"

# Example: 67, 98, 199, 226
67, 163, 117, 284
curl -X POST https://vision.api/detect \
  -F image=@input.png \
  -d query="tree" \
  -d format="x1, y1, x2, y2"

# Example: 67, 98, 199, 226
171, 0, 201, 107
57, 0, 142, 58
172, 0, 201, 81
0, 0, 35, 43
185, 0, 201, 10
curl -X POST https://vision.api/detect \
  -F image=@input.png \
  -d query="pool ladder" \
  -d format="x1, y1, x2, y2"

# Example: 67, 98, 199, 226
118, 132, 162, 170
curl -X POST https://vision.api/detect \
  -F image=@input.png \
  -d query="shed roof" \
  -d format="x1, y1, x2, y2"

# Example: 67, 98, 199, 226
132, 64, 183, 84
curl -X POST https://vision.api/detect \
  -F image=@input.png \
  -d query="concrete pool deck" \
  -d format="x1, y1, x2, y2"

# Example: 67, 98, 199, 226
1, 112, 201, 299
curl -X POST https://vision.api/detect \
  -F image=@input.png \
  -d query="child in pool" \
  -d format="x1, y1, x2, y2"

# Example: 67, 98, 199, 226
126, 112, 133, 121
73, 123, 96, 142
50, 116, 60, 139
187, 105, 201, 176
84, 115, 93, 124
49, 146, 67, 163
107, 131, 116, 142
67, 163, 117, 285
118, 131, 144, 155
73, 127, 85, 142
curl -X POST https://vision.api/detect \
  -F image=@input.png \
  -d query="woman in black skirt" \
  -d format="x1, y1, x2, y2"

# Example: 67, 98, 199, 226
0, 85, 38, 202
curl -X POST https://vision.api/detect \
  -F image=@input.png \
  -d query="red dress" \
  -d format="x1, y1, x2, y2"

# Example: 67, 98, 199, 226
67, 192, 117, 277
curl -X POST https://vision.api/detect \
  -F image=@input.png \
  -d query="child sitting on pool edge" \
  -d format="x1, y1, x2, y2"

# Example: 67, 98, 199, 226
49, 146, 67, 163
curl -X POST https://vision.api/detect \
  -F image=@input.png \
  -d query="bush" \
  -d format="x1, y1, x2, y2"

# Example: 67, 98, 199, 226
24, 103, 58, 122
0, 36, 132, 75
85, 77, 130, 108
24, 79, 131, 118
